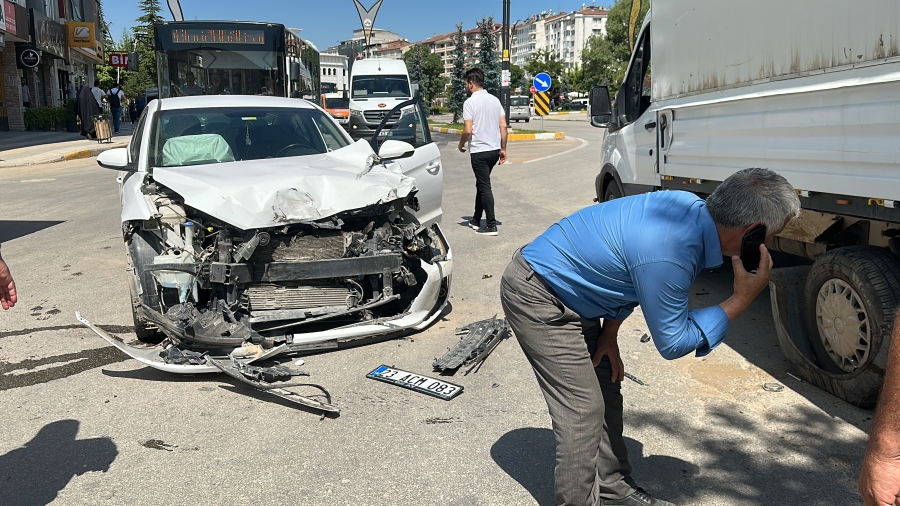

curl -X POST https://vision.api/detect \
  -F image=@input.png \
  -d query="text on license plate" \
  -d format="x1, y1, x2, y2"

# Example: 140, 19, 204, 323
378, 130, 390, 136
367, 365, 463, 400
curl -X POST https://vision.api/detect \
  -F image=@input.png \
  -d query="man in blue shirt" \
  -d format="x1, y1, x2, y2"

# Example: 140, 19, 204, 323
500, 168, 800, 506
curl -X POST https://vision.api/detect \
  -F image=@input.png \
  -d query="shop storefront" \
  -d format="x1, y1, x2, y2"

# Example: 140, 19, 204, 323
0, 0, 29, 131
25, 8, 67, 109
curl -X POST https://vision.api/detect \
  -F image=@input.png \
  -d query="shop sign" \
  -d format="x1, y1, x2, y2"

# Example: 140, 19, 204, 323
20, 47, 39, 67
66, 21, 95, 48
0, 1, 6, 33
31, 8, 66, 58
108, 53, 129, 67
4, 1, 16, 37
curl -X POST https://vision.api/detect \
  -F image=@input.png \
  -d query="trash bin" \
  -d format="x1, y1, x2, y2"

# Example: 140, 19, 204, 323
92, 114, 112, 143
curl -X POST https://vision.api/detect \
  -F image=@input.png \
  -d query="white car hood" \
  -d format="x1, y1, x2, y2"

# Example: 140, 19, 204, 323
152, 140, 415, 230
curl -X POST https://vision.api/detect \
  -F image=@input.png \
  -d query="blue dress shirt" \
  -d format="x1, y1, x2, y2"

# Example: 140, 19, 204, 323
521, 190, 729, 360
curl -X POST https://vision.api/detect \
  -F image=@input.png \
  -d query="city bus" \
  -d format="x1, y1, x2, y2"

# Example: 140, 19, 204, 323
152, 21, 320, 102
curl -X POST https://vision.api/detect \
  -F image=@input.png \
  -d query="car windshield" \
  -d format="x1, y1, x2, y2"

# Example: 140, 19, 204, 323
324, 97, 349, 109
510, 97, 529, 106
352, 75, 410, 98
149, 106, 351, 167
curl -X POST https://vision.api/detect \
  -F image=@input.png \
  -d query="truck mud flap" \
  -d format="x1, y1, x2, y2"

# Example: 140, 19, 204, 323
206, 356, 340, 413
433, 315, 510, 374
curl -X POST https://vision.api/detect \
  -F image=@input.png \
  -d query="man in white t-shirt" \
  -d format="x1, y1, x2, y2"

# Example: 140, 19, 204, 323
91, 81, 105, 108
457, 68, 508, 236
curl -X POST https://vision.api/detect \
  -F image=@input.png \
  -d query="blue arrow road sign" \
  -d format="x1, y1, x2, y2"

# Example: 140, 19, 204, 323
533, 72, 552, 92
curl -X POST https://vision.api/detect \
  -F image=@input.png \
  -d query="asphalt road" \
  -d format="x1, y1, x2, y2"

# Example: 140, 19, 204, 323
0, 122, 871, 505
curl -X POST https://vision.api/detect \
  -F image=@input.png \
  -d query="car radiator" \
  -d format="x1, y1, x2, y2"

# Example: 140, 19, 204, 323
246, 283, 355, 311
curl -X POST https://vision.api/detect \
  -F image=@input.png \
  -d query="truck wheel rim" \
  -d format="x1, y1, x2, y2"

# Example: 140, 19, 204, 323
815, 278, 871, 373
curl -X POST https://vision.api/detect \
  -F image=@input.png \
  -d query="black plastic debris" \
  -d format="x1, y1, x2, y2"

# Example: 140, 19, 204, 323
640, 333, 651, 343
433, 315, 510, 374
624, 372, 646, 386
159, 347, 207, 365
237, 363, 308, 383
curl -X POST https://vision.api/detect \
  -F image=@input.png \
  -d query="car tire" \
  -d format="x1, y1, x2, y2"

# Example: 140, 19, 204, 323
604, 183, 622, 202
126, 229, 166, 344
789, 246, 900, 407
525, 118, 530, 123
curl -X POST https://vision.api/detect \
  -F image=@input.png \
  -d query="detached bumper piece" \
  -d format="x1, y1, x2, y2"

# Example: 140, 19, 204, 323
433, 316, 510, 375
207, 356, 340, 413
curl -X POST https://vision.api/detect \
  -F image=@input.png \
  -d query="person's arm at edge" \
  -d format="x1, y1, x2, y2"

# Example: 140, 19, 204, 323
592, 318, 625, 381
499, 112, 508, 164
859, 312, 900, 506
0, 244, 17, 310
458, 120, 473, 152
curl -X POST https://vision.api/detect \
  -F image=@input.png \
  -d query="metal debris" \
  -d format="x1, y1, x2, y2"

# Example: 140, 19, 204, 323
624, 372, 646, 386
763, 382, 785, 392
786, 372, 803, 382
159, 347, 207, 365
482, 274, 493, 279
433, 315, 510, 373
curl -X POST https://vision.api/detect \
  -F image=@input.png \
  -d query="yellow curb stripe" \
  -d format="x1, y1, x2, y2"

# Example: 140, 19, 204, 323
65, 149, 93, 160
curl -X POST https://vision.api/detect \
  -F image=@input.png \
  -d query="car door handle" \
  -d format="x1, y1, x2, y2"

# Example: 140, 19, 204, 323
426, 162, 441, 174
644, 121, 657, 131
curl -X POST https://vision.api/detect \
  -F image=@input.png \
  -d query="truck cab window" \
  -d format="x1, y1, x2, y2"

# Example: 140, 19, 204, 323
621, 26, 652, 124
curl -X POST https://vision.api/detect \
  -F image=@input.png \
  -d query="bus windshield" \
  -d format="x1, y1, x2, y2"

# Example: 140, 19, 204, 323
351, 75, 410, 98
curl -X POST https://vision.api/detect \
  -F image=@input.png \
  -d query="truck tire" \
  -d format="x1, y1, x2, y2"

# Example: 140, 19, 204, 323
126, 229, 166, 344
798, 246, 900, 406
604, 183, 622, 202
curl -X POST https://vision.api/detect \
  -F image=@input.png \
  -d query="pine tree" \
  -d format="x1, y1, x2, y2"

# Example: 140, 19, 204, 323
403, 44, 447, 115
448, 23, 467, 123
477, 17, 501, 98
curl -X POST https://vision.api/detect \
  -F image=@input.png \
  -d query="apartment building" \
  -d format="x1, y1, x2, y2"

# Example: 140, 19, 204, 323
422, 24, 504, 82
511, 6, 608, 69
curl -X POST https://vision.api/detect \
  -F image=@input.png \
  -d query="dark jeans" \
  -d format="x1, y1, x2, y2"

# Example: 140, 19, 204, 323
111, 106, 122, 133
501, 251, 636, 506
471, 149, 500, 227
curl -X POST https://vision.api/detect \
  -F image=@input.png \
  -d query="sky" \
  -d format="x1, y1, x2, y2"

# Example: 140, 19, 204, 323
104, 0, 609, 49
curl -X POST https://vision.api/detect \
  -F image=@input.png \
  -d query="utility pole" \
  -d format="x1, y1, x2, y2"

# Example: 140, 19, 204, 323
501, 0, 510, 127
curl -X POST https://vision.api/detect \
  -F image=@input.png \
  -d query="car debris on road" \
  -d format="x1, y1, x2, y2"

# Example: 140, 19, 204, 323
433, 315, 510, 375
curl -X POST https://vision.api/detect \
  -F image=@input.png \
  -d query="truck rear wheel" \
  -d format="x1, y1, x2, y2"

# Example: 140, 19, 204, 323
798, 246, 900, 406
604, 183, 622, 202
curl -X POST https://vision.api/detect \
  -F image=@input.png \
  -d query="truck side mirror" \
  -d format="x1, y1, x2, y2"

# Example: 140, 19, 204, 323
290, 62, 301, 83
590, 85, 612, 128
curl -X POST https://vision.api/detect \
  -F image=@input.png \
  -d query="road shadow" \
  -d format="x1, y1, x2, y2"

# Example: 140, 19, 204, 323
492, 401, 861, 505
0, 220, 65, 243
0, 419, 117, 505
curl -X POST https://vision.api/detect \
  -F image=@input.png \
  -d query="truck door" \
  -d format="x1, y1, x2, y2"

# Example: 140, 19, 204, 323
617, 24, 659, 190
657, 109, 674, 184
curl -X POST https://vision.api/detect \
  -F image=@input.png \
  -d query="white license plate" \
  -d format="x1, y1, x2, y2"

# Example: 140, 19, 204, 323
367, 365, 463, 400
377, 130, 390, 136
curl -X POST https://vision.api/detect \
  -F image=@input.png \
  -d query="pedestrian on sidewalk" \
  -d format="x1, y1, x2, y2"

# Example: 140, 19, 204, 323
0, 244, 17, 310
107, 83, 125, 133
500, 168, 800, 506
129, 99, 138, 124
457, 68, 507, 236
91, 81, 105, 108
21, 77, 30, 108
76, 83, 101, 139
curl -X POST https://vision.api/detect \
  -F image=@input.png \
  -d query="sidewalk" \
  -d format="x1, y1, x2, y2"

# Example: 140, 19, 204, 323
0, 123, 134, 168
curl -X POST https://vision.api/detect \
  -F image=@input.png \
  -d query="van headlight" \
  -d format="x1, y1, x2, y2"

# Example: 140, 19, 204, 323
350, 109, 364, 118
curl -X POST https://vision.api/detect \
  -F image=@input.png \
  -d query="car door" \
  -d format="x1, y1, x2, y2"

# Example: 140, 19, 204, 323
374, 101, 443, 227
617, 23, 659, 190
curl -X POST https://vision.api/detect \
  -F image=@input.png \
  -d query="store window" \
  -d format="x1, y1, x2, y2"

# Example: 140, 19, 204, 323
68, 0, 84, 21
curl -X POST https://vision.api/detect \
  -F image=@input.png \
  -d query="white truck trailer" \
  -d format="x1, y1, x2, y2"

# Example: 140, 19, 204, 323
589, 0, 900, 407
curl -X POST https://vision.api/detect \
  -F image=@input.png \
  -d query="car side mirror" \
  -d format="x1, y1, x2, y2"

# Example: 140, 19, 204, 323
590, 85, 612, 128
97, 148, 134, 171
378, 140, 415, 161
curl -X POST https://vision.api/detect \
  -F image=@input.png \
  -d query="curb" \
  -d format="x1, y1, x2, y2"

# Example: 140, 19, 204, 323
0, 142, 126, 168
548, 111, 587, 115
429, 126, 565, 141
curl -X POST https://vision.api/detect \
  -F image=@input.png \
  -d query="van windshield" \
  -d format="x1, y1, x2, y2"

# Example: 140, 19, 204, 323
352, 75, 410, 98
510, 97, 529, 107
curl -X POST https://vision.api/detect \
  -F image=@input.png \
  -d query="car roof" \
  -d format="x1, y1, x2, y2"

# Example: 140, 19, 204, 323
156, 95, 318, 111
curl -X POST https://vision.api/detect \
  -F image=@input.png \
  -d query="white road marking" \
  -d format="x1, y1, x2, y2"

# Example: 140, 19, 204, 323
19, 178, 56, 183
523, 137, 590, 164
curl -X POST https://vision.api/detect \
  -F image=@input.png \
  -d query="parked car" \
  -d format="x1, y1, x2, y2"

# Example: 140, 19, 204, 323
509, 95, 531, 122
86, 95, 451, 379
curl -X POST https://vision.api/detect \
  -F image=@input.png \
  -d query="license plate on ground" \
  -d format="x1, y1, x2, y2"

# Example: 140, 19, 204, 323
367, 365, 463, 400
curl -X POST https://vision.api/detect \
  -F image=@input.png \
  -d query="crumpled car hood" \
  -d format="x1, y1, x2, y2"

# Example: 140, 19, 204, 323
152, 140, 415, 230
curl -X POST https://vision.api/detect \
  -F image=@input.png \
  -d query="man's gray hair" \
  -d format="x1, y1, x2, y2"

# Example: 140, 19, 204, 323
706, 168, 800, 231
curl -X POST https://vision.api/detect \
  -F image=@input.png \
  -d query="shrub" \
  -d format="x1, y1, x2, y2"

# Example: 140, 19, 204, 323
23, 108, 40, 127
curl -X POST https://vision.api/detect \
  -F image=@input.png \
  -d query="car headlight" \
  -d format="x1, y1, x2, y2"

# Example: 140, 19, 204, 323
350, 109, 364, 118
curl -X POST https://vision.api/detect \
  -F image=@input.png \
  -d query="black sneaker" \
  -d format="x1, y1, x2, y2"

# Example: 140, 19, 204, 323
476, 225, 498, 236
601, 488, 676, 506
468, 219, 480, 230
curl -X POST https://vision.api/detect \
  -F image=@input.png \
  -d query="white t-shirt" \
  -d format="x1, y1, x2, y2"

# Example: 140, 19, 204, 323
463, 89, 505, 153
91, 87, 105, 107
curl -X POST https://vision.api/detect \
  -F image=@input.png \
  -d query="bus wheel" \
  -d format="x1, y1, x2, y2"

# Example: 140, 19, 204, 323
796, 247, 900, 406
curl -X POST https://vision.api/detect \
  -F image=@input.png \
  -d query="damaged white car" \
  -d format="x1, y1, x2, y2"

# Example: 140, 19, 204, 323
79, 95, 450, 408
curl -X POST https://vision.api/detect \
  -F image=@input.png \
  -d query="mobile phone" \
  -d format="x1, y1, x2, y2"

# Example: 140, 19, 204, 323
740, 225, 767, 272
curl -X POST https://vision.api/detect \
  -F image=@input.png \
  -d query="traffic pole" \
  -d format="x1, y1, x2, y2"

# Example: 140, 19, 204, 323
501, 0, 511, 127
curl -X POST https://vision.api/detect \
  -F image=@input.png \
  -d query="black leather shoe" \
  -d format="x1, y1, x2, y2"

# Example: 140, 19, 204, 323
601, 488, 676, 506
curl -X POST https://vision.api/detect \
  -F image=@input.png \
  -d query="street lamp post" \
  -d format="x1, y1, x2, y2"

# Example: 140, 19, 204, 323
501, 0, 510, 126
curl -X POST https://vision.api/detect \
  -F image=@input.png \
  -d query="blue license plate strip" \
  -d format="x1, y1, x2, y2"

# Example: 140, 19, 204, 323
367, 365, 464, 400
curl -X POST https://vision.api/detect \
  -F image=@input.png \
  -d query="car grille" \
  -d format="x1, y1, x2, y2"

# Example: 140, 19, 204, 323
246, 283, 353, 311
364, 110, 401, 124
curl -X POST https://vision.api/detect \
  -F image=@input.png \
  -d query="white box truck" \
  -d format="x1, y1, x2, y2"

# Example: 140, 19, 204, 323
589, 0, 900, 407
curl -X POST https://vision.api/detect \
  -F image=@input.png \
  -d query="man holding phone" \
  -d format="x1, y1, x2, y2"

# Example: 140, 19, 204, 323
500, 168, 799, 506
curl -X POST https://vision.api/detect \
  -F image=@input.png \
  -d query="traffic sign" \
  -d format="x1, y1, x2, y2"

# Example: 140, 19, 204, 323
534, 91, 551, 116
533, 72, 552, 93
530, 85, 537, 94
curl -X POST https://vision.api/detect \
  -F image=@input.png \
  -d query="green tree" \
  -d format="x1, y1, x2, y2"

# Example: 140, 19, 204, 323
509, 63, 525, 94
123, 0, 164, 99
403, 44, 447, 114
97, 29, 133, 90
524, 49, 565, 87
580, 0, 648, 96
477, 17, 500, 97
448, 23, 467, 123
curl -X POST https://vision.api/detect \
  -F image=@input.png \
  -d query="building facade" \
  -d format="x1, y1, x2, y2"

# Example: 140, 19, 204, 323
511, 6, 608, 69
0, 0, 102, 131
320, 52, 348, 95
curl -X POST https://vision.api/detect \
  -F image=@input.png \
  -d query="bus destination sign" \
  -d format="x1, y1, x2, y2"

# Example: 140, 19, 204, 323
171, 29, 265, 44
